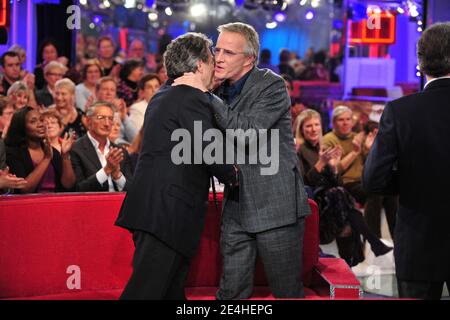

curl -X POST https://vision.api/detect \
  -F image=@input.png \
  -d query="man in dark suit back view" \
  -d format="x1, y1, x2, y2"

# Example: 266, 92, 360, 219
363, 22, 450, 299
115, 33, 238, 300
175, 22, 311, 299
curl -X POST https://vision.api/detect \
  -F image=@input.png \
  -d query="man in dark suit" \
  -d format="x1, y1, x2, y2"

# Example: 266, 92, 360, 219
70, 101, 133, 192
363, 22, 450, 299
115, 33, 238, 300
175, 22, 310, 299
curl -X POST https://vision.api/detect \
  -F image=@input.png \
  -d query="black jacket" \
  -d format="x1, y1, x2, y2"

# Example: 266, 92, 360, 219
363, 78, 450, 281
70, 135, 133, 192
5, 145, 70, 193
115, 84, 237, 257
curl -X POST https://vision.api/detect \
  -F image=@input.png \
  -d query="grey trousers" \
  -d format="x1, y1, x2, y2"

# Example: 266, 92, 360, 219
216, 199, 305, 300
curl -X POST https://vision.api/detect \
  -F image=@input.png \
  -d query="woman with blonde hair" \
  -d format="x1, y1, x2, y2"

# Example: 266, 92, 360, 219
7, 81, 33, 110
51, 78, 86, 138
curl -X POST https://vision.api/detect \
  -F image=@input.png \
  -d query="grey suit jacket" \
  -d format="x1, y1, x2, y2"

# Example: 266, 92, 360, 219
210, 67, 310, 232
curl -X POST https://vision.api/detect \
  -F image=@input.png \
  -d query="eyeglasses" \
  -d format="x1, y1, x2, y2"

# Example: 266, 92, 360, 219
211, 47, 246, 57
93, 115, 114, 122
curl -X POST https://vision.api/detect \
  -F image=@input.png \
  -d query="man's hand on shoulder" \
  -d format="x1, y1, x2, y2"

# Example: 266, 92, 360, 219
173, 72, 207, 92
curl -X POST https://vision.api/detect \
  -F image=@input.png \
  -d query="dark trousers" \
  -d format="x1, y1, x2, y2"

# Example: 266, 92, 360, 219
398, 279, 449, 300
364, 195, 398, 239
217, 199, 305, 300
343, 181, 398, 240
120, 230, 190, 300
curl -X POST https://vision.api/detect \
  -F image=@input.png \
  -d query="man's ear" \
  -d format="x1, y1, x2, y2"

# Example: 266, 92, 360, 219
196, 59, 204, 75
242, 56, 254, 68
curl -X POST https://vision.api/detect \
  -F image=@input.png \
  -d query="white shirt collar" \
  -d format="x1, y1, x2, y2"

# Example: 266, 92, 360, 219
424, 75, 450, 89
87, 131, 110, 152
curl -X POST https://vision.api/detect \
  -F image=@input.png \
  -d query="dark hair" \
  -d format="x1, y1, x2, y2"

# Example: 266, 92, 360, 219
417, 22, 450, 77
0, 51, 20, 67
364, 120, 379, 134
138, 73, 161, 90
97, 35, 115, 49
279, 49, 291, 64
119, 59, 144, 81
4, 106, 34, 147
313, 50, 327, 65
260, 49, 272, 64
163, 33, 212, 79
39, 40, 58, 59
281, 74, 293, 89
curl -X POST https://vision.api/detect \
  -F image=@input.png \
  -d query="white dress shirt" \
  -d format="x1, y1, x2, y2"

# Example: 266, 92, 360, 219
87, 132, 126, 192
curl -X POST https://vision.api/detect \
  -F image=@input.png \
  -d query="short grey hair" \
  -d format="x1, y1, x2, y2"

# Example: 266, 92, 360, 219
44, 61, 68, 75
332, 105, 353, 123
218, 22, 260, 64
86, 101, 116, 117
7, 81, 29, 97
163, 33, 212, 79
55, 78, 76, 95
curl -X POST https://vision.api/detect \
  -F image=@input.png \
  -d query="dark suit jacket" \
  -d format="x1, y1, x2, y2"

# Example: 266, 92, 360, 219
5, 145, 69, 193
70, 135, 133, 192
115, 84, 237, 258
363, 78, 450, 281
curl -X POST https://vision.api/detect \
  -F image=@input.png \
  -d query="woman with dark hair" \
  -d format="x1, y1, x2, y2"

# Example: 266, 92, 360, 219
4, 106, 76, 193
117, 59, 144, 107
75, 59, 102, 112
34, 40, 60, 91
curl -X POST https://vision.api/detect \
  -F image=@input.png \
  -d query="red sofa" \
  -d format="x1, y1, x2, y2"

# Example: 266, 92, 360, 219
0, 192, 362, 300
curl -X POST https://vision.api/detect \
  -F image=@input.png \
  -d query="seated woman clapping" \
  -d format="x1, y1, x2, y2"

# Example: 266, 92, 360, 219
4, 106, 76, 193
296, 109, 392, 266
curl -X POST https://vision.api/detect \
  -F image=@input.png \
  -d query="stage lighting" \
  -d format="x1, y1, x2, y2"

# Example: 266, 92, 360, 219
274, 11, 286, 23
148, 12, 158, 21
124, 0, 136, 9
266, 21, 277, 29
190, 3, 207, 17
165, 7, 173, 16
305, 10, 315, 20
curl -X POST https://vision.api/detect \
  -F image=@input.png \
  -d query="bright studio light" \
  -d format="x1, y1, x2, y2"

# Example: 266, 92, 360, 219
165, 7, 173, 16
305, 10, 315, 20
311, 0, 320, 8
148, 12, 158, 21
124, 0, 136, 9
410, 5, 419, 18
190, 4, 207, 17
266, 21, 278, 29
80, 0, 87, 5
299, 0, 307, 5
103, 1, 111, 8
397, 7, 405, 14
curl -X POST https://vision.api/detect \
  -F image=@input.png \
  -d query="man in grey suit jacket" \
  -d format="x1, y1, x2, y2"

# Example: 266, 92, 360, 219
176, 22, 310, 299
